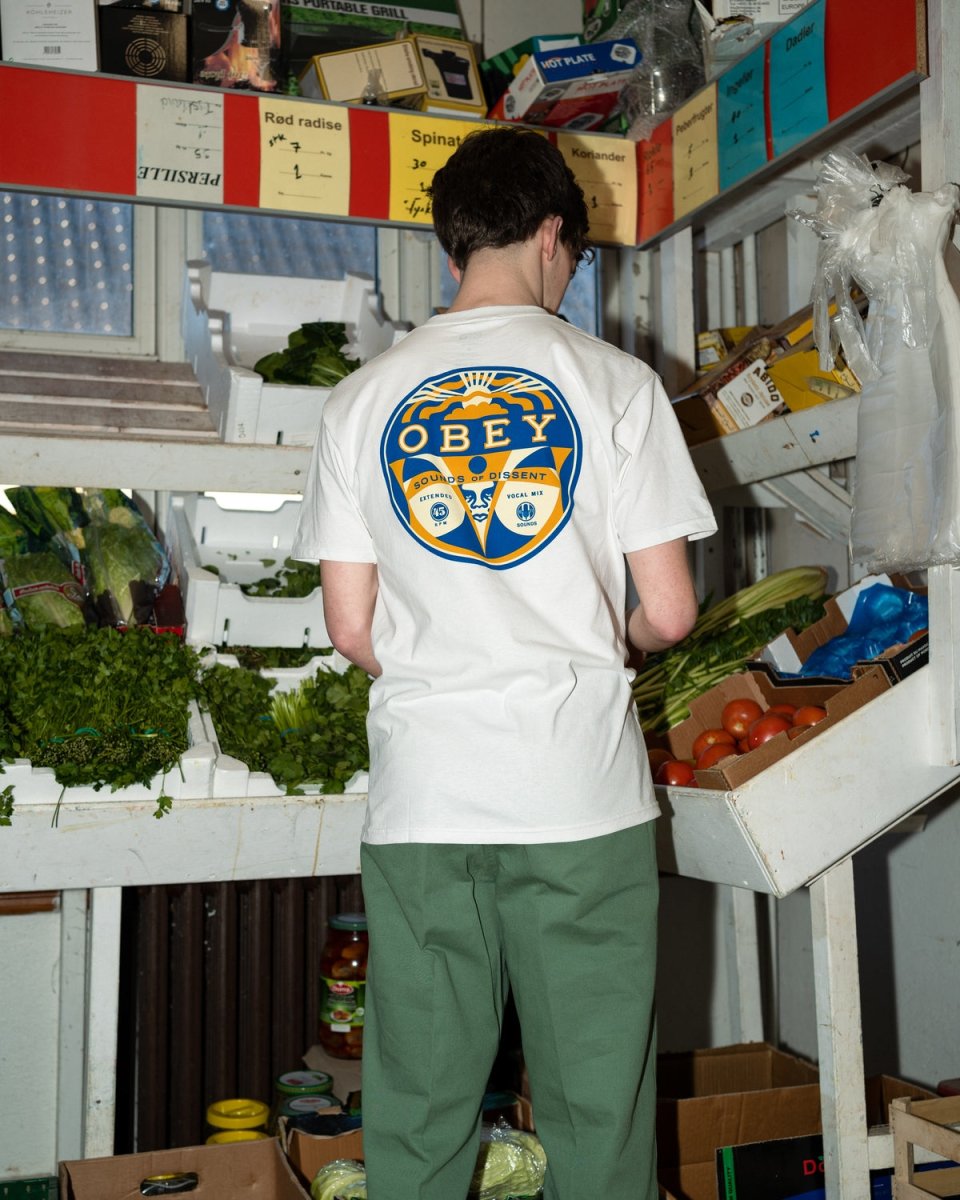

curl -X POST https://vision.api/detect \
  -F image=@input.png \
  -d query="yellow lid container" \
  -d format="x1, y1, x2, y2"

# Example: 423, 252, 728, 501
206, 1129, 271, 1145
205, 1098, 270, 1132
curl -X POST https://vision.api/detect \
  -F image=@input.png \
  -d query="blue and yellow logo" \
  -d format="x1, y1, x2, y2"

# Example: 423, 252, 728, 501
381, 366, 582, 569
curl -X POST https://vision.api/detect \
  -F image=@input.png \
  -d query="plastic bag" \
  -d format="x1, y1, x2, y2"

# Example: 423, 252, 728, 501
792, 148, 960, 571
469, 1120, 547, 1199
798, 584, 928, 679
598, 0, 705, 141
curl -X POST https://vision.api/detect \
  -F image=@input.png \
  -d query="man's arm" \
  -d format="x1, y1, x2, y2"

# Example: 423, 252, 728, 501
625, 537, 699, 654
320, 560, 382, 678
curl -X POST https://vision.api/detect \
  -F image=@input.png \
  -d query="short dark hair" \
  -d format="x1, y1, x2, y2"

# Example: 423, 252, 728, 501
429, 127, 593, 271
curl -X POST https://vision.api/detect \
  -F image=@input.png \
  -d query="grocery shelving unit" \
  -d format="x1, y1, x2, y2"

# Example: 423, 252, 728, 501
0, 1, 957, 1194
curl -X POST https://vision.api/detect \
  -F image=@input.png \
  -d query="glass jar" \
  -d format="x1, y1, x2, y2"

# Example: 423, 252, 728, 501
270, 1068, 336, 1131
205, 1097, 270, 1143
319, 912, 368, 1059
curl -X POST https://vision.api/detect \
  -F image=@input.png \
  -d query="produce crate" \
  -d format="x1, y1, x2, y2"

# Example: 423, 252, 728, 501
891, 1095, 960, 1200
1, 700, 219, 806
166, 493, 329, 649
212, 648, 352, 692
182, 260, 404, 445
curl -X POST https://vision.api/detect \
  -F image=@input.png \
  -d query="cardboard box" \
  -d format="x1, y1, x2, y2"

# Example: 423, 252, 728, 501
717, 1077, 939, 1200
759, 574, 929, 683
414, 34, 486, 115
661, 665, 891, 789
59, 1137, 310, 1200
280, 0, 463, 84
765, 345, 860, 413
490, 38, 640, 132
656, 1043, 821, 1200
192, 0, 282, 91
478, 33, 581, 107
583, 0, 630, 42
98, 5, 188, 81
0, 0, 98, 71
299, 38, 425, 105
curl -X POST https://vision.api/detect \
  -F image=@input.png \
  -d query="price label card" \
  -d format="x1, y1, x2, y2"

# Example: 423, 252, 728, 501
638, 121, 674, 243
717, 43, 767, 190
136, 86, 224, 205
557, 133, 637, 248
769, 0, 827, 157
388, 113, 488, 225
258, 96, 350, 216
672, 84, 719, 219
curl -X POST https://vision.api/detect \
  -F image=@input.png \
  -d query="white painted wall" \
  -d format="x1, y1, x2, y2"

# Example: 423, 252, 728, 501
0, 910, 61, 1177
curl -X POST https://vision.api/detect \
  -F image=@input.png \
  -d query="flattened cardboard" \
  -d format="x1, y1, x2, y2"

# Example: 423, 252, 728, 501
59, 1138, 309, 1200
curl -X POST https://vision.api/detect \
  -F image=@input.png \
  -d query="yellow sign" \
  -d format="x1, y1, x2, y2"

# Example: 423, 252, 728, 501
387, 112, 487, 225
557, 133, 637, 248
258, 96, 350, 216
672, 84, 719, 219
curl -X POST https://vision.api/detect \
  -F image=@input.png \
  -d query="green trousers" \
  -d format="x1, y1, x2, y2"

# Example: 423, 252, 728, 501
359, 822, 659, 1200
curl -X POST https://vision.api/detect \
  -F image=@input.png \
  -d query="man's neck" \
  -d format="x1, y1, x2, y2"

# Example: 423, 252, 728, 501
446, 244, 546, 313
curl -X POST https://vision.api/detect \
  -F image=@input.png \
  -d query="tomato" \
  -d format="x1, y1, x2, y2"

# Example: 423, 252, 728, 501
747, 712, 792, 749
792, 704, 827, 727
691, 727, 736, 760
696, 742, 737, 770
721, 697, 763, 739
647, 747, 675, 775
767, 702, 798, 720
655, 759, 698, 787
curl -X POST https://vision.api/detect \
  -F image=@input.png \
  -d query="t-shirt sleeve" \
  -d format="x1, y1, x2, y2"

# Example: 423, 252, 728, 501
613, 371, 718, 552
291, 416, 377, 563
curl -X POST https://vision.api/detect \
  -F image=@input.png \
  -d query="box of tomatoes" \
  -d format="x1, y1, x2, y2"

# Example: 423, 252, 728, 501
659, 665, 891, 790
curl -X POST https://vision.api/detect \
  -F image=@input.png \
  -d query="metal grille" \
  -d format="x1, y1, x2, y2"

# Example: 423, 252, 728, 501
114, 875, 363, 1153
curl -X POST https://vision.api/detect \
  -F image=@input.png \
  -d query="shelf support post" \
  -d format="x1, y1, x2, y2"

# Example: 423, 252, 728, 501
809, 858, 869, 1200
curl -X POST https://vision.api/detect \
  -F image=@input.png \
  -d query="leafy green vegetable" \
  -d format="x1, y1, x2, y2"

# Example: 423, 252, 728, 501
0, 785, 12, 826
0, 627, 201, 791
0, 552, 88, 629
83, 520, 166, 626
199, 662, 370, 794
254, 321, 360, 388
229, 645, 332, 670
0, 508, 29, 559
6, 486, 86, 550
240, 557, 321, 598
0, 605, 13, 637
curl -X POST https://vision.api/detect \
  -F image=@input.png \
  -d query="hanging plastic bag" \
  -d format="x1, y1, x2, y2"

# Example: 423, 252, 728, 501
792, 148, 960, 572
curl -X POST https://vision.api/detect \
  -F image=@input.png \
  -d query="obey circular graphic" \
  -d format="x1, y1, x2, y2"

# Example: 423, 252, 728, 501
381, 366, 582, 569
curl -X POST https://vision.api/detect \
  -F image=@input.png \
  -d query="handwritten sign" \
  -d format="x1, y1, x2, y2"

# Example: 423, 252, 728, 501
557, 133, 637, 248
638, 121, 673, 243
387, 113, 487, 225
717, 43, 767, 190
769, 0, 827, 157
672, 85, 719, 219
136, 86, 224, 205
258, 96, 350, 216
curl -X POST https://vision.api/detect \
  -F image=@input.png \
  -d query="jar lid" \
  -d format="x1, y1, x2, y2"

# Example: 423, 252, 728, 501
330, 913, 368, 931
282, 1094, 342, 1116
206, 1098, 270, 1130
205, 1129, 271, 1145
275, 1069, 334, 1096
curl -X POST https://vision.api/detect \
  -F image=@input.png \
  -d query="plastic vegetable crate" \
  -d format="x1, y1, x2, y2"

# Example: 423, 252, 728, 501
182, 260, 404, 445
1, 701, 218, 807
891, 1095, 960, 1200
166, 493, 329, 649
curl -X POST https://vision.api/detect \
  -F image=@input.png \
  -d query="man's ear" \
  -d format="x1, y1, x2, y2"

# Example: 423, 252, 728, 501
447, 255, 462, 283
541, 215, 564, 261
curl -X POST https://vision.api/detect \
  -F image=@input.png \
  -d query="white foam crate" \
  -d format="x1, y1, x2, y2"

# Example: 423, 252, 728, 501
1, 701, 220, 806
202, 649, 369, 797
166, 493, 330, 649
182, 259, 404, 445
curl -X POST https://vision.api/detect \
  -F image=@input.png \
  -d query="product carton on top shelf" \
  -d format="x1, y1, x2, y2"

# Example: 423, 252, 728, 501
0, 0, 99, 72
166, 492, 329, 649
182, 260, 405, 445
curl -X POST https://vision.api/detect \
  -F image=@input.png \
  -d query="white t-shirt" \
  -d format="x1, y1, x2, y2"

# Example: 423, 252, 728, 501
293, 306, 716, 845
